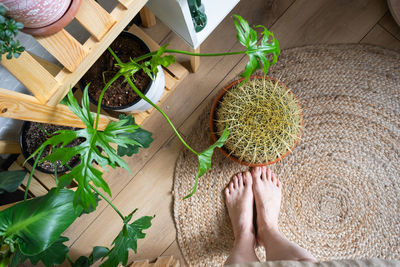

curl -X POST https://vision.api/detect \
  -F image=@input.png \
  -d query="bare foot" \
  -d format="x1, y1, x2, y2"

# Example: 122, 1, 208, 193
224, 171, 259, 265
251, 167, 316, 262
225, 171, 255, 241
251, 166, 282, 246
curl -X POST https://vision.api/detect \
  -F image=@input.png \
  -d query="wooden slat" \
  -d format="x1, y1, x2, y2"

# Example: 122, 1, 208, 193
16, 155, 57, 190
118, 0, 134, 9
1, 51, 60, 104
190, 47, 200, 73
128, 25, 189, 81
48, 1, 149, 106
8, 162, 48, 197
130, 260, 149, 267
75, 0, 116, 41
0, 88, 112, 130
140, 6, 157, 28
161, 242, 184, 267
153, 256, 173, 267
0, 140, 21, 154
36, 29, 89, 73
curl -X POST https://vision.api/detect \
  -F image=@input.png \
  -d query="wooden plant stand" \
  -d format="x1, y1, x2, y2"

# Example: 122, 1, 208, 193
0, 0, 188, 154
0, 155, 71, 211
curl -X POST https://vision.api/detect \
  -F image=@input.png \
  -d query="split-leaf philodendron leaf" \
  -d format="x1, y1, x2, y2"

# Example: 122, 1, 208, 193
27, 85, 152, 211
117, 115, 153, 157
11, 236, 69, 267
100, 215, 154, 266
72, 246, 109, 267
184, 126, 230, 199
0, 170, 27, 193
0, 188, 81, 256
233, 14, 280, 83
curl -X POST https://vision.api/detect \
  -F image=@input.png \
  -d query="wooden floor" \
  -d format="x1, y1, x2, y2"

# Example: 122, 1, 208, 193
62, 0, 400, 266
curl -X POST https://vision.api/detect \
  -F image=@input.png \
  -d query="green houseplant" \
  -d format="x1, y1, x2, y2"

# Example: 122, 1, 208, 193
0, 15, 280, 266
0, 5, 24, 61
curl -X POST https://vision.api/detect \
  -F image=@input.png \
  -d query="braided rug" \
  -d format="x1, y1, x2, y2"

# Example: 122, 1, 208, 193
173, 44, 400, 266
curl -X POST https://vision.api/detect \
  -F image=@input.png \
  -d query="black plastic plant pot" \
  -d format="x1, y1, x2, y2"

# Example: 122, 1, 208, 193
79, 31, 165, 112
19, 121, 82, 174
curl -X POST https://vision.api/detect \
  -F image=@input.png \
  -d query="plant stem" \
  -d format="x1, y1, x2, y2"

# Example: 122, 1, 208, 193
125, 76, 199, 155
66, 254, 73, 265
24, 148, 44, 201
133, 49, 245, 62
89, 184, 124, 221
94, 73, 122, 131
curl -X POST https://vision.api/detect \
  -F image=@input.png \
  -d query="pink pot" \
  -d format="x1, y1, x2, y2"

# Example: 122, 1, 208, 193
0, 0, 81, 36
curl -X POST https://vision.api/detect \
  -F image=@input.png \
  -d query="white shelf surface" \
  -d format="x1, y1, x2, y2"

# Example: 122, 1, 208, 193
147, 0, 240, 49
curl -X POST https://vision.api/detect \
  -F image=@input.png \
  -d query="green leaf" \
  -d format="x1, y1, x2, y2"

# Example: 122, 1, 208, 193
233, 15, 280, 83
0, 170, 27, 193
0, 188, 81, 255
100, 215, 154, 266
12, 236, 70, 267
148, 44, 175, 77
72, 246, 109, 267
27, 86, 148, 211
117, 115, 153, 157
184, 126, 230, 199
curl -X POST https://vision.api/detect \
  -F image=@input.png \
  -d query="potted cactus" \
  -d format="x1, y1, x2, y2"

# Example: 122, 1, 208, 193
210, 76, 303, 166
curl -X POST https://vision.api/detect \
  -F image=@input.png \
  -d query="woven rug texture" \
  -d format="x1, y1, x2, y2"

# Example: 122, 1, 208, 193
173, 44, 400, 266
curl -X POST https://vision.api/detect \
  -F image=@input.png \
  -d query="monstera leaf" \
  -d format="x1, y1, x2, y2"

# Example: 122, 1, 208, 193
27, 86, 151, 211
233, 14, 280, 82
0, 189, 81, 256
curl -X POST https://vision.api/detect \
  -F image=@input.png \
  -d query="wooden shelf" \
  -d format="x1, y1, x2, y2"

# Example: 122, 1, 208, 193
0, 0, 188, 153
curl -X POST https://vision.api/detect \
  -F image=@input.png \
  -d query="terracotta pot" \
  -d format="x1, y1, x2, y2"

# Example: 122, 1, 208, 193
209, 76, 303, 167
2, 0, 81, 36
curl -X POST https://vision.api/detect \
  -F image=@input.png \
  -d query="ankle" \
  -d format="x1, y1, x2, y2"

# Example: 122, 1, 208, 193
234, 231, 256, 245
257, 225, 282, 245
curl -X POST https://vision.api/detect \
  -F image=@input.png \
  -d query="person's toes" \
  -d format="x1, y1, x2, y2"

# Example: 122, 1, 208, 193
267, 168, 272, 181
229, 178, 235, 191
234, 175, 239, 189
261, 166, 267, 180
272, 172, 278, 186
251, 167, 261, 180
224, 187, 230, 197
238, 173, 244, 188
243, 171, 253, 187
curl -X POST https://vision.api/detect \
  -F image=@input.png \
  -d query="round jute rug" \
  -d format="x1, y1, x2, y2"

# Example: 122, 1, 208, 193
173, 44, 400, 266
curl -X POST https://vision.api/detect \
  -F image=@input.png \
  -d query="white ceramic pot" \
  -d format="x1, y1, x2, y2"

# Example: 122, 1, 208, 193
117, 65, 165, 113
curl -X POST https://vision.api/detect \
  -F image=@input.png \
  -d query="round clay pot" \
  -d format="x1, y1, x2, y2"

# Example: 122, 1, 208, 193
20, 121, 81, 174
210, 76, 303, 167
2, 0, 81, 36
81, 31, 165, 113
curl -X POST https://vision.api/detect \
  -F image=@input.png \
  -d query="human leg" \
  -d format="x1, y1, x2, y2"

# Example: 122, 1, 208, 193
252, 166, 317, 262
224, 171, 259, 265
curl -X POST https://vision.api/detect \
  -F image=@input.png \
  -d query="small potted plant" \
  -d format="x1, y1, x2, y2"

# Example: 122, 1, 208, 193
1, 0, 81, 36
0, 15, 281, 266
0, 5, 24, 61
81, 32, 165, 113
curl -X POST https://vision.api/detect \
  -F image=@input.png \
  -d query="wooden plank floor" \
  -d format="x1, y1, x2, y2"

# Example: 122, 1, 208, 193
63, 0, 400, 266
